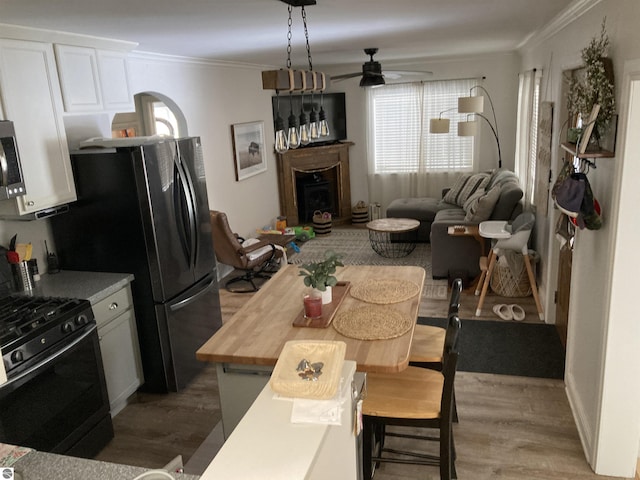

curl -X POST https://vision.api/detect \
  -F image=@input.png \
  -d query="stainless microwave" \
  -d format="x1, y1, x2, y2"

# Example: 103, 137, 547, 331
0, 120, 26, 200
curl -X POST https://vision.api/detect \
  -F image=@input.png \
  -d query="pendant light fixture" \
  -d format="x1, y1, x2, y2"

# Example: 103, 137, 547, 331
262, 0, 328, 153
309, 93, 320, 140
318, 93, 330, 138
299, 92, 311, 145
287, 94, 301, 149
274, 92, 288, 154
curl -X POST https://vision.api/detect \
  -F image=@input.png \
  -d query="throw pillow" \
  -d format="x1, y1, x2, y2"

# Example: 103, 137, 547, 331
487, 169, 519, 189
443, 172, 490, 207
463, 188, 486, 212
442, 174, 470, 205
464, 185, 501, 222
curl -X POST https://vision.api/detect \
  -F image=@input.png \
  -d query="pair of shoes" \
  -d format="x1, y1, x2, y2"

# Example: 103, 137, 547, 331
492, 304, 526, 321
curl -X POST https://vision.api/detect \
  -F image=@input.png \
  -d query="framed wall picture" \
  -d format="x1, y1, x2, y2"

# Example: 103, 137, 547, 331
231, 121, 267, 181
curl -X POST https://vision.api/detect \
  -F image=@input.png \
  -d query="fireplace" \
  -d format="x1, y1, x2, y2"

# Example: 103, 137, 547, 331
296, 173, 335, 222
276, 142, 353, 226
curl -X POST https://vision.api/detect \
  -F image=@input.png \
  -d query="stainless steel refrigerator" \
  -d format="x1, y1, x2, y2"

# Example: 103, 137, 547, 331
51, 137, 222, 392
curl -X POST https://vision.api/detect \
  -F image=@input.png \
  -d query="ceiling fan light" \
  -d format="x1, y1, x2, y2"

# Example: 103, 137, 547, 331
360, 75, 385, 87
429, 118, 450, 134
458, 96, 484, 113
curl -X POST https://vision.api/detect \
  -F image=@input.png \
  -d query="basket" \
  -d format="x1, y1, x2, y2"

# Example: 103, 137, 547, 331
351, 201, 369, 225
490, 252, 538, 297
313, 210, 332, 235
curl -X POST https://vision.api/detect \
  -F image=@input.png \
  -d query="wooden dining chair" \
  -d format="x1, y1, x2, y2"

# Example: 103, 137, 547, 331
409, 278, 462, 368
362, 315, 461, 480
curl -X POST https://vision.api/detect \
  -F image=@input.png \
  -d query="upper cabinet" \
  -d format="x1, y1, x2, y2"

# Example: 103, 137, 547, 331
96, 50, 134, 111
0, 39, 77, 217
55, 45, 134, 113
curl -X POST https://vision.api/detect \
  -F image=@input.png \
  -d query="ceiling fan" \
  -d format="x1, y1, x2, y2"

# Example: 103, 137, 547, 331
331, 48, 432, 87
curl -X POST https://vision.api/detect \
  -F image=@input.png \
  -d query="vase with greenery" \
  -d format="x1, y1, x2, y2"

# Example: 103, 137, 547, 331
299, 250, 344, 304
566, 18, 615, 147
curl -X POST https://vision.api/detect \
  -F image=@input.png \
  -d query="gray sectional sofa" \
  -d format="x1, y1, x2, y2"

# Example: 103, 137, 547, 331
387, 169, 523, 280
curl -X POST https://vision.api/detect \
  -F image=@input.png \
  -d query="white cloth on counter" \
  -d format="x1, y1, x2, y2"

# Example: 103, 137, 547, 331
273, 376, 350, 426
290, 397, 344, 425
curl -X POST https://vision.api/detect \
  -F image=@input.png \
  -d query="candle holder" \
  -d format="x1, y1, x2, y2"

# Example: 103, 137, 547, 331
303, 292, 323, 320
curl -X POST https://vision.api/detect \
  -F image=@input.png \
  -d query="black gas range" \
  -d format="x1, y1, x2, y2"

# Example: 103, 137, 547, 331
0, 295, 94, 378
0, 289, 113, 458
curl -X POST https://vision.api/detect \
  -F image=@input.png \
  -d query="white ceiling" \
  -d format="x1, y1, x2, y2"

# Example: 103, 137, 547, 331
0, 0, 574, 69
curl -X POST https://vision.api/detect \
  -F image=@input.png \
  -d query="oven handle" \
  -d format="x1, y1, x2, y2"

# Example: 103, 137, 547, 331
0, 324, 97, 391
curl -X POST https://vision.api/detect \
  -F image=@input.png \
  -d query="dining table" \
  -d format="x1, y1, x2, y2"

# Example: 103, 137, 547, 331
196, 263, 426, 437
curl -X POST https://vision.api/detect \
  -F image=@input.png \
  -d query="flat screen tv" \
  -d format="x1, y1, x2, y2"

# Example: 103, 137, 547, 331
271, 92, 347, 147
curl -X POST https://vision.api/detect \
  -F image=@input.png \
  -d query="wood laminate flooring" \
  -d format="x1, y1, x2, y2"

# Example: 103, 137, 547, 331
94, 269, 620, 479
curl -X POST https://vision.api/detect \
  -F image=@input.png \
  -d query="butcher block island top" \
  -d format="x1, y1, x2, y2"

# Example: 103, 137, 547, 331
196, 264, 425, 373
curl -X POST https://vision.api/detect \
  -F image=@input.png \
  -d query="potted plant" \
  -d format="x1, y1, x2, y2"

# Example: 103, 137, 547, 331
298, 250, 344, 304
566, 18, 615, 148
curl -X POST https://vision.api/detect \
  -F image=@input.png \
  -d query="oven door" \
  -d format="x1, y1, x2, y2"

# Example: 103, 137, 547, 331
0, 324, 113, 457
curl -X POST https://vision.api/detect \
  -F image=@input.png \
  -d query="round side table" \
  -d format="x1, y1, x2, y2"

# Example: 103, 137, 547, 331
366, 218, 420, 258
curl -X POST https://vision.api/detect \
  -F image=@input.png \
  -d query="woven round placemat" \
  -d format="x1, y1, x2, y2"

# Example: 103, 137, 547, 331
333, 306, 413, 340
350, 279, 420, 304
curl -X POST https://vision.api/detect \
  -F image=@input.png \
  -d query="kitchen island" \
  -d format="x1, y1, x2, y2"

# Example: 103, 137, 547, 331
197, 264, 425, 436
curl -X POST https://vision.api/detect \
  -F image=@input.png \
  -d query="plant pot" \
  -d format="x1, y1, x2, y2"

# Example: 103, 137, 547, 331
318, 286, 333, 305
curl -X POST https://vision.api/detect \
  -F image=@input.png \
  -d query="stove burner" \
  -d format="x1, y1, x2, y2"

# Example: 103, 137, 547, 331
0, 295, 95, 377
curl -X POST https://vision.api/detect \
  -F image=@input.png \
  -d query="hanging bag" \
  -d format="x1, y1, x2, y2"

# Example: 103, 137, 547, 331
553, 162, 585, 218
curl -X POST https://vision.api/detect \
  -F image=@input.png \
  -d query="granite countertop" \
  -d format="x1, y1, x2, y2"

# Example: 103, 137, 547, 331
29, 270, 134, 305
12, 450, 199, 480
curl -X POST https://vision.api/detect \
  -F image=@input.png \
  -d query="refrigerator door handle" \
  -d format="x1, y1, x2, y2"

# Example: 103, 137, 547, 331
170, 278, 217, 311
174, 158, 197, 268
178, 151, 200, 268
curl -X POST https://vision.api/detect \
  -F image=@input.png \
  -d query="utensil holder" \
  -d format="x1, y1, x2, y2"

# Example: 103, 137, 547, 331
12, 261, 34, 291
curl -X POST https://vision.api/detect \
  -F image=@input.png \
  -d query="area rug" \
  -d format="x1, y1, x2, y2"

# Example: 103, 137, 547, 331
289, 228, 448, 300
418, 317, 565, 379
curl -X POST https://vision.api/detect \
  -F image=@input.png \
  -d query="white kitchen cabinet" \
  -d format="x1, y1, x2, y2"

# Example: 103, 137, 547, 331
0, 39, 77, 217
55, 44, 133, 112
94, 284, 144, 416
96, 49, 134, 111
54, 44, 103, 112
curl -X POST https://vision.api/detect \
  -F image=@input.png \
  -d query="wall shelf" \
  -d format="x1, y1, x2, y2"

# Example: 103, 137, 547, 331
561, 142, 614, 159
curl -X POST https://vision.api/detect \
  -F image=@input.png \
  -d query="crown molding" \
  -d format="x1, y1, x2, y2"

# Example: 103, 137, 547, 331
0, 23, 138, 52
518, 0, 603, 52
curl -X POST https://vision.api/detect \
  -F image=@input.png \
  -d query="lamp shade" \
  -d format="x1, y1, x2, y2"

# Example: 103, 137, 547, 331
429, 118, 450, 134
458, 121, 478, 136
458, 95, 484, 113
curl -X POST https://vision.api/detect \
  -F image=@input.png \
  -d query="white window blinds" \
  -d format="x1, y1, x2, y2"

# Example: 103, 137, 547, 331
367, 78, 476, 174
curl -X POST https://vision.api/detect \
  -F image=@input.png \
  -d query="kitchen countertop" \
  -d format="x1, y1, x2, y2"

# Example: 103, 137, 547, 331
29, 270, 134, 305
11, 450, 199, 480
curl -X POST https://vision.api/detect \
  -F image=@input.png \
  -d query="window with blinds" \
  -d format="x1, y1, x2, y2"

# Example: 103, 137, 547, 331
367, 78, 476, 174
